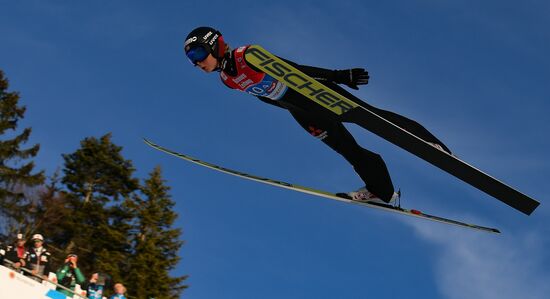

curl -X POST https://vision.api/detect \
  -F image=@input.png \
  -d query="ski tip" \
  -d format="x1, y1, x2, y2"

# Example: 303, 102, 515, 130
142, 138, 155, 146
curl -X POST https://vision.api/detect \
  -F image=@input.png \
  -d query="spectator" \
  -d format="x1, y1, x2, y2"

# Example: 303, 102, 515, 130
1, 233, 27, 269
25, 233, 52, 282
109, 283, 127, 299
86, 272, 107, 299
56, 253, 85, 297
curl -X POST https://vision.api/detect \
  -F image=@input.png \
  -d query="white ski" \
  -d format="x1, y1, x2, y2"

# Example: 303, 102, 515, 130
144, 139, 500, 234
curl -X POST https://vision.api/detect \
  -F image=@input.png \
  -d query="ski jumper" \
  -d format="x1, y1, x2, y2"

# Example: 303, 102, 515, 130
220, 45, 449, 202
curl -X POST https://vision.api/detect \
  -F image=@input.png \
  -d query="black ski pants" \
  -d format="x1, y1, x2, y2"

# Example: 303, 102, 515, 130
279, 82, 449, 202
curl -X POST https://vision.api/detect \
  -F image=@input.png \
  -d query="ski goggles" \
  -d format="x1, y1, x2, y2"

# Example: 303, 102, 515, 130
186, 45, 210, 65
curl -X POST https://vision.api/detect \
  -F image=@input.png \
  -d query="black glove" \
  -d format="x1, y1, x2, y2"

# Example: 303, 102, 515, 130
334, 68, 370, 90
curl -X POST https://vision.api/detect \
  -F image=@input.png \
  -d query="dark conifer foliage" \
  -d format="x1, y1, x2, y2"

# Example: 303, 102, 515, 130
0, 70, 44, 235
126, 166, 187, 298
60, 134, 139, 282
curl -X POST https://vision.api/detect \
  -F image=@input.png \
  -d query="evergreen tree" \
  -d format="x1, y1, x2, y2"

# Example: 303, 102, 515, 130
18, 171, 68, 238
0, 70, 44, 235
62, 133, 137, 204
61, 133, 139, 281
24, 172, 74, 267
127, 166, 187, 299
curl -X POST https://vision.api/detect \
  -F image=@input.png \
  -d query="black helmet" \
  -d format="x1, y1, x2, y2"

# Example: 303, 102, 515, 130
184, 26, 226, 65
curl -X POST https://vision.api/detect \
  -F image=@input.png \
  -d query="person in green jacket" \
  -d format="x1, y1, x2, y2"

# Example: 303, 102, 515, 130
56, 253, 85, 297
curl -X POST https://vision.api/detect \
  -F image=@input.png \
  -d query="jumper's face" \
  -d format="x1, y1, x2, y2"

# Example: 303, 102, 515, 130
196, 54, 218, 73
186, 45, 218, 73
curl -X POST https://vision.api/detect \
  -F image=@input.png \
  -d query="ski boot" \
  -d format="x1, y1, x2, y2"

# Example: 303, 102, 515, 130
340, 187, 400, 205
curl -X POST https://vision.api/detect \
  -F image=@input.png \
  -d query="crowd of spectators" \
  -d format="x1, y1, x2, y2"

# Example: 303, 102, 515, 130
1, 233, 128, 299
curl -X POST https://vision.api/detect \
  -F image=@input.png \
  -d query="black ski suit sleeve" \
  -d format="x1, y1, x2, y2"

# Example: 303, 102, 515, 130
278, 57, 370, 90
277, 57, 338, 82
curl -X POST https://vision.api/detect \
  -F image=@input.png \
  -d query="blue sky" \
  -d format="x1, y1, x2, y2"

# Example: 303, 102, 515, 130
1, 1, 549, 298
